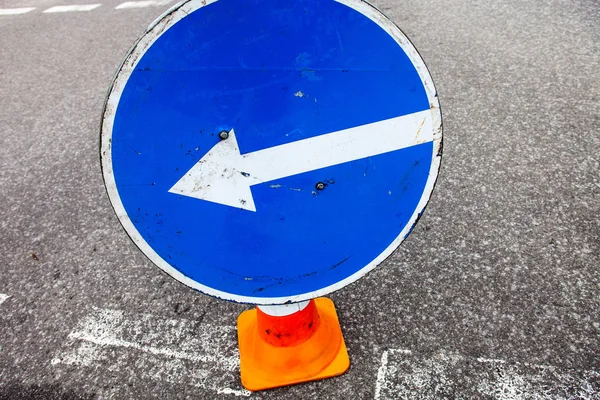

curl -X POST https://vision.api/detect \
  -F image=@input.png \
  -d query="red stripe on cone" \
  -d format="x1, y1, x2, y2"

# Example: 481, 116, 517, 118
257, 300, 320, 347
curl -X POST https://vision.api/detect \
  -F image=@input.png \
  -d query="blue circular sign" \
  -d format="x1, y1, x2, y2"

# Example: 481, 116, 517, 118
101, 0, 442, 304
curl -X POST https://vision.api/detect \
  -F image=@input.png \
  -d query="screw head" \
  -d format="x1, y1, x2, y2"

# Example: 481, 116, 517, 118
219, 130, 229, 140
315, 182, 326, 190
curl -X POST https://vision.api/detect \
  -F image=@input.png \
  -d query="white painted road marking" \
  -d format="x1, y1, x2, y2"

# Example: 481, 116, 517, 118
170, 109, 433, 211
43, 4, 101, 13
374, 348, 600, 399
52, 308, 251, 397
0, 294, 8, 352
115, 0, 170, 9
1, 2, 174, 15
0, 7, 35, 15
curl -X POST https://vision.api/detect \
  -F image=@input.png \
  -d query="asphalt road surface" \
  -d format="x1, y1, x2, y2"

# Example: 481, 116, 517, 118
1, 0, 599, 399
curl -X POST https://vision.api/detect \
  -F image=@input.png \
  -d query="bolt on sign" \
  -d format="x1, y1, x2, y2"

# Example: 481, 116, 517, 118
101, 0, 442, 391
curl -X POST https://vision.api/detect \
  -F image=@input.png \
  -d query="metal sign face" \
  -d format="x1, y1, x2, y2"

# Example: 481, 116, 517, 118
101, 0, 442, 304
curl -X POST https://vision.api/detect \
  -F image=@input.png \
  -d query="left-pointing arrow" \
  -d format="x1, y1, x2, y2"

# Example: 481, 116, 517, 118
168, 109, 433, 212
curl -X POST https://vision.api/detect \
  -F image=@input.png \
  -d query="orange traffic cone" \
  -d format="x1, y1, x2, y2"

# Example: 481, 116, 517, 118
237, 298, 350, 391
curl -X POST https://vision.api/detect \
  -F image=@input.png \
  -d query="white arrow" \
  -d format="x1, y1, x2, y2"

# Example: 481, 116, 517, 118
168, 109, 433, 212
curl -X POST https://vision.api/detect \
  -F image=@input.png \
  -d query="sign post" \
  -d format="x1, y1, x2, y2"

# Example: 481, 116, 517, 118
101, 0, 442, 391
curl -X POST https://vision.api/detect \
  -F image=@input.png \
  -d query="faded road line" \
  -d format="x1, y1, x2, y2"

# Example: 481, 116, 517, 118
0, 294, 9, 352
43, 4, 101, 13
374, 348, 599, 399
115, 0, 170, 9
0, 7, 35, 15
51, 308, 251, 397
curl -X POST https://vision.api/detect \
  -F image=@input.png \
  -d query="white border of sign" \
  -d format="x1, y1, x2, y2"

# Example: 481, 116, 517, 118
100, 0, 443, 305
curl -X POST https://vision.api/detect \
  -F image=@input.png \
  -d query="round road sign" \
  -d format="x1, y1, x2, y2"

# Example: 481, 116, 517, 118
101, 0, 442, 304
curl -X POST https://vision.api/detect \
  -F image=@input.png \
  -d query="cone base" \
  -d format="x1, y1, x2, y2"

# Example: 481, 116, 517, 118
237, 297, 350, 391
